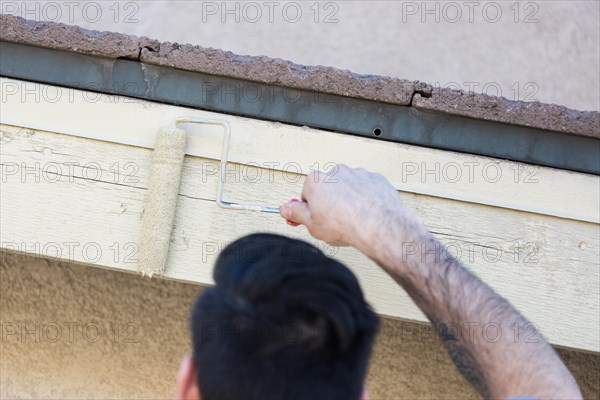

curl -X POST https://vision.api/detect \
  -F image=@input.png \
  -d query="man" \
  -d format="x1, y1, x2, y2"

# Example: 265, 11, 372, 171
177, 165, 582, 399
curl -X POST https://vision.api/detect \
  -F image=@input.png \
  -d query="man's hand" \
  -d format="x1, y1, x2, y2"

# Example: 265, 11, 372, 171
279, 164, 415, 253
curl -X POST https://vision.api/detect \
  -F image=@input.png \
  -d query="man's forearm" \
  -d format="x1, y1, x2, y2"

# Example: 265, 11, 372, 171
280, 165, 582, 397
360, 211, 582, 399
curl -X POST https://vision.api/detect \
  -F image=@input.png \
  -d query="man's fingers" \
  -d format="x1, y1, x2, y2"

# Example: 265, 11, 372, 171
280, 200, 312, 227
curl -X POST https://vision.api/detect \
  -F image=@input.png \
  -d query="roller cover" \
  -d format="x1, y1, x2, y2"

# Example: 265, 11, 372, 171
137, 126, 187, 277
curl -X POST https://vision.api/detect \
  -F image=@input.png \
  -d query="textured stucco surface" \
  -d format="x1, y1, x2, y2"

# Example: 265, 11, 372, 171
1, 13, 599, 138
1, 252, 598, 399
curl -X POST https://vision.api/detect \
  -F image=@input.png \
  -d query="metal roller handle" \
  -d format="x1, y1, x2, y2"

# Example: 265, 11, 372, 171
174, 117, 280, 214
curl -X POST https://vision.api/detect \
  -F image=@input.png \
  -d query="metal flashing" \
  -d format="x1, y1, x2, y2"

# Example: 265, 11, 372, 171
1, 41, 598, 174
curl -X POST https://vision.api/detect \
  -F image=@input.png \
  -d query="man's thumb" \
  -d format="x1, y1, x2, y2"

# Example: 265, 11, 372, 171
280, 199, 312, 226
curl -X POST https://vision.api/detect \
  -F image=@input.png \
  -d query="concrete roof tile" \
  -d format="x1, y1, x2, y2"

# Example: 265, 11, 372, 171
138, 43, 429, 106
1, 14, 598, 138
0, 14, 158, 59
413, 89, 600, 139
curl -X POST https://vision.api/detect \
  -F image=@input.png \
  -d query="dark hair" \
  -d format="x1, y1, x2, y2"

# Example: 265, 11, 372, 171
191, 234, 380, 400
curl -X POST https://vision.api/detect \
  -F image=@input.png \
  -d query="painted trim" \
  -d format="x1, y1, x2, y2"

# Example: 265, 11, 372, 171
1, 78, 598, 224
2, 125, 598, 352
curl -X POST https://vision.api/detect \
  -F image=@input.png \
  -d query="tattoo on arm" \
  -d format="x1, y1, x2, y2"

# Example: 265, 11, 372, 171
434, 319, 490, 398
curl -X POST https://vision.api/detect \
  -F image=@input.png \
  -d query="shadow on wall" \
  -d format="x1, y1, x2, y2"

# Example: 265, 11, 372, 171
0, 252, 598, 398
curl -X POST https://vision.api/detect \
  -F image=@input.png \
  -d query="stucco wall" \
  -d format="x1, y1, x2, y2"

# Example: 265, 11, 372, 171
1, 252, 598, 398
1, 1, 598, 111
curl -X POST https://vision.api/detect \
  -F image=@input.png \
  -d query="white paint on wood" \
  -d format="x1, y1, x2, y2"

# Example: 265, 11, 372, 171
1, 125, 598, 352
1, 78, 598, 223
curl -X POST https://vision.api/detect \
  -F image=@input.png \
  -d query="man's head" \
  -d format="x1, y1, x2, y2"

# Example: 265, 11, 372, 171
177, 233, 379, 400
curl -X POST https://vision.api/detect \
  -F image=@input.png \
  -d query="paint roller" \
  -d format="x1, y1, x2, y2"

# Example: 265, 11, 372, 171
137, 117, 280, 277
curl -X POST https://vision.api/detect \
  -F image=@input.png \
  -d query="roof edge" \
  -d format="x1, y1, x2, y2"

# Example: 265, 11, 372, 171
0, 14, 428, 106
413, 89, 599, 139
138, 43, 429, 106
1, 14, 598, 138
0, 14, 159, 59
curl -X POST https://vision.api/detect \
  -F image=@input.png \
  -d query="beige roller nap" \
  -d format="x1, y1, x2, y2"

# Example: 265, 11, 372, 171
138, 126, 187, 277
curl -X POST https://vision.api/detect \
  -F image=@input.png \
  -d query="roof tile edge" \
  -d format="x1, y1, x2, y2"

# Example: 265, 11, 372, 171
0, 14, 159, 59
1, 14, 598, 138
0, 14, 426, 106
138, 44, 429, 106
413, 89, 600, 139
